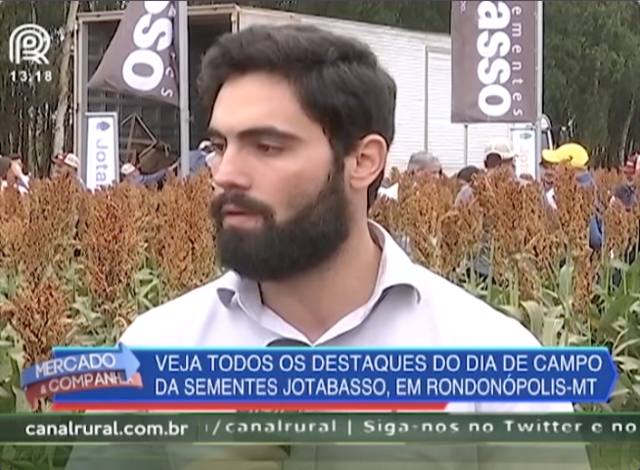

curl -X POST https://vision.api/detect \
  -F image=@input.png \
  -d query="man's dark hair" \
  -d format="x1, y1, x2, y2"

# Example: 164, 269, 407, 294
457, 165, 481, 184
198, 24, 397, 209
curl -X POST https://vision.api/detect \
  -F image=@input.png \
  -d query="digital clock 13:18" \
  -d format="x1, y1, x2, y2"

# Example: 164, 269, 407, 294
10, 70, 53, 83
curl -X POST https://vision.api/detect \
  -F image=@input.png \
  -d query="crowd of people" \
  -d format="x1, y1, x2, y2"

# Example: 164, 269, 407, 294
2, 137, 639, 236
1, 138, 638, 240
0, 151, 81, 193
378, 138, 640, 261
0, 138, 220, 193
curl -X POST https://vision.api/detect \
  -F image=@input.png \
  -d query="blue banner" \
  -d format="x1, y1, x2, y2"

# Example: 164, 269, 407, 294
44, 347, 618, 407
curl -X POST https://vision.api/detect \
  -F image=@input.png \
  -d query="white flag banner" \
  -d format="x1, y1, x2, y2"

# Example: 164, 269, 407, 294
87, 1, 179, 107
85, 112, 120, 190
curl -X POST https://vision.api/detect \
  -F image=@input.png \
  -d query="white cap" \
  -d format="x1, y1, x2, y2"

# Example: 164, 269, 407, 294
63, 153, 80, 169
198, 140, 212, 151
205, 151, 218, 167
121, 163, 136, 176
484, 138, 514, 160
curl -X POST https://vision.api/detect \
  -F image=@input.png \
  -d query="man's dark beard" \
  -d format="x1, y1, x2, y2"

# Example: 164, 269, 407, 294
209, 170, 349, 281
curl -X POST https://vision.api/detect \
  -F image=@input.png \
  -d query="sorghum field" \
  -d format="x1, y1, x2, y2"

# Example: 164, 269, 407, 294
0, 167, 639, 469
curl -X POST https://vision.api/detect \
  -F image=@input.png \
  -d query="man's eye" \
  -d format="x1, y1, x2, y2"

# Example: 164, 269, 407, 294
255, 143, 282, 154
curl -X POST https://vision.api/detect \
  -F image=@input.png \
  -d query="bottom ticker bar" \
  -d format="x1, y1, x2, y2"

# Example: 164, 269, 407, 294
0, 413, 639, 444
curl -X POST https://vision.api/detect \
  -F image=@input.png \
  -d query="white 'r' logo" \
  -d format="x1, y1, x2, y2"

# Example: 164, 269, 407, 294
9, 24, 51, 65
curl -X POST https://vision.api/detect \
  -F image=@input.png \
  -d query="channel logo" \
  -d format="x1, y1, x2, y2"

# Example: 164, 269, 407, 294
9, 23, 51, 65
21, 344, 142, 408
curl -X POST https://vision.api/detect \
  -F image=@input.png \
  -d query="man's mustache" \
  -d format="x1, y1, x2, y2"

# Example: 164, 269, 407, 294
210, 191, 275, 223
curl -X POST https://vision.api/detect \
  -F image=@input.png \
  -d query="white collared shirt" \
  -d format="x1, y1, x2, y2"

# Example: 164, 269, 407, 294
69, 223, 586, 470
121, 221, 571, 414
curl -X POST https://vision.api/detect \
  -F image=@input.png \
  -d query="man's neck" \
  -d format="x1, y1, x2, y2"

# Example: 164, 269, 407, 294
259, 221, 382, 343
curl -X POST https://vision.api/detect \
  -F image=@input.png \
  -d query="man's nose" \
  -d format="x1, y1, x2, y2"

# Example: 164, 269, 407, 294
210, 146, 252, 191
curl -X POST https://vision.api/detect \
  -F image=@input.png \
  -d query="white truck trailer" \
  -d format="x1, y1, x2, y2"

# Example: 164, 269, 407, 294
74, 4, 540, 176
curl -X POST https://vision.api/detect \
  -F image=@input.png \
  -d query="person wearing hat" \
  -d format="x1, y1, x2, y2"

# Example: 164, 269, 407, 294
120, 163, 138, 182
454, 138, 515, 208
120, 161, 176, 188
51, 152, 80, 180
542, 143, 589, 167
541, 143, 603, 251
187, 139, 215, 175
540, 142, 594, 193
482, 138, 517, 173
63, 153, 80, 173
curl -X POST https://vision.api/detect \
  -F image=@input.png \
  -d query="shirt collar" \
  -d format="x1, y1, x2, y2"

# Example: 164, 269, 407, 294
367, 220, 423, 302
215, 220, 422, 309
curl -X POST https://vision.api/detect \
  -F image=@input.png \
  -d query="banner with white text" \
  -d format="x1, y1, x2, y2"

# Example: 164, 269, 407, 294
18, 347, 618, 411
451, 0, 537, 123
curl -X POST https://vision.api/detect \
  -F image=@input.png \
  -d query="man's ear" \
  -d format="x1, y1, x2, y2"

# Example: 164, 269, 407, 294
347, 134, 388, 192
